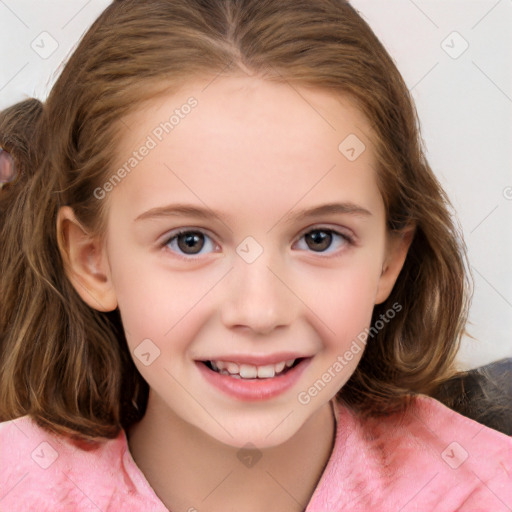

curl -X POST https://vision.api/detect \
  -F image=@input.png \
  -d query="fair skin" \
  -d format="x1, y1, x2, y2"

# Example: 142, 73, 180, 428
57, 75, 413, 511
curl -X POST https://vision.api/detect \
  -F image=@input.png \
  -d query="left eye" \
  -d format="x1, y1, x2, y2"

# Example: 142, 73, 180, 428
295, 228, 353, 253
164, 230, 216, 256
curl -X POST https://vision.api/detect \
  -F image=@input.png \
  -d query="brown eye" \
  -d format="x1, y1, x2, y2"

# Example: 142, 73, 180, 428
163, 229, 218, 260
176, 231, 205, 254
295, 228, 353, 254
304, 230, 333, 252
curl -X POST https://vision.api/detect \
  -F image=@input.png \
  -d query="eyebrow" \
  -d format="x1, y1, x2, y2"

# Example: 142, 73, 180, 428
284, 202, 372, 222
134, 202, 372, 224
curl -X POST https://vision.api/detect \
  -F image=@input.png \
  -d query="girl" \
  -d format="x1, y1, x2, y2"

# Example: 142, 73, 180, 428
0, 0, 510, 510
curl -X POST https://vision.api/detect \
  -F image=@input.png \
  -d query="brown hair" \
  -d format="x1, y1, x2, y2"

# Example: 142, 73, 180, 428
0, 0, 471, 441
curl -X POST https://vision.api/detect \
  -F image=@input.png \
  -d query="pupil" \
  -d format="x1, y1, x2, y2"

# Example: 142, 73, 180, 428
178, 232, 204, 254
306, 230, 331, 251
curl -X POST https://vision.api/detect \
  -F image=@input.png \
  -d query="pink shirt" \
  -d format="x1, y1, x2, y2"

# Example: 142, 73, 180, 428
0, 395, 510, 511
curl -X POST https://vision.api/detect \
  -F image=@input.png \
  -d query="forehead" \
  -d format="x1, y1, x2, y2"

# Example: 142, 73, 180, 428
110, 76, 383, 222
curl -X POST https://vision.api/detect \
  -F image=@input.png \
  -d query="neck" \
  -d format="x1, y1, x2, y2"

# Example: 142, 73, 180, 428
127, 393, 337, 512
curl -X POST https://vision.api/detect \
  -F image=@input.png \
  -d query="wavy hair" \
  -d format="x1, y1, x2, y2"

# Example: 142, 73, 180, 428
0, 0, 471, 441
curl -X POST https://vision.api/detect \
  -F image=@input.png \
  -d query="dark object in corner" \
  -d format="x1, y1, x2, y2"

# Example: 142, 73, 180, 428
434, 358, 512, 436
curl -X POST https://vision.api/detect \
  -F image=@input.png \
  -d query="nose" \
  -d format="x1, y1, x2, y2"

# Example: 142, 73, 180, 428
220, 255, 296, 335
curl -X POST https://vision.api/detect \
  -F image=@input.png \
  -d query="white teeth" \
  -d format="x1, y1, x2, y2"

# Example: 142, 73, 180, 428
226, 362, 239, 374
275, 361, 286, 373
207, 358, 297, 379
257, 365, 275, 378
239, 364, 258, 379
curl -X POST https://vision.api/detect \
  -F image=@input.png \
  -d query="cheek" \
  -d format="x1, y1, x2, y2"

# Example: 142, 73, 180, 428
104, 231, 166, 346
300, 254, 382, 344
303, 265, 380, 399
106, 241, 211, 358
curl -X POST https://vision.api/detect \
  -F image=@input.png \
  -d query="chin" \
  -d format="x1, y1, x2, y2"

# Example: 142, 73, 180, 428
194, 405, 314, 451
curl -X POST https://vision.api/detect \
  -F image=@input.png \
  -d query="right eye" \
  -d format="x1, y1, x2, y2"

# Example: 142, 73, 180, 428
162, 229, 218, 259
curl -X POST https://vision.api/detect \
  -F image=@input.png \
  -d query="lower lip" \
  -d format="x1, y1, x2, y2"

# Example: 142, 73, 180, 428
196, 358, 312, 401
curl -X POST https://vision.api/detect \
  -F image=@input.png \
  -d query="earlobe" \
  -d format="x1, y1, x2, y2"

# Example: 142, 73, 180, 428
56, 206, 118, 312
374, 227, 415, 305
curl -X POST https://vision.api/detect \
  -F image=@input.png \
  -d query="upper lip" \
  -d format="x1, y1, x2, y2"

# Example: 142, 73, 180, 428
198, 353, 311, 366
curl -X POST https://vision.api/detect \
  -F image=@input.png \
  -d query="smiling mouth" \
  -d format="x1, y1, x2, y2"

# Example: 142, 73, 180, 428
200, 358, 304, 379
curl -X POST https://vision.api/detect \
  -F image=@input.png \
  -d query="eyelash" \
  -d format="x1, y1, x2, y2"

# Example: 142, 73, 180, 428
161, 227, 355, 261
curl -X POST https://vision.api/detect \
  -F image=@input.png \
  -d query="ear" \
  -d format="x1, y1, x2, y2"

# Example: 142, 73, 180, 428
374, 227, 415, 305
56, 206, 118, 312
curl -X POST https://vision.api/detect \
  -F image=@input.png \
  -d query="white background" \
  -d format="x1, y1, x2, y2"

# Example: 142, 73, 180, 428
0, 0, 511, 370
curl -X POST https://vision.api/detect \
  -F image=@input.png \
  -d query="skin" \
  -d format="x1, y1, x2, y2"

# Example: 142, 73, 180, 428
57, 75, 413, 511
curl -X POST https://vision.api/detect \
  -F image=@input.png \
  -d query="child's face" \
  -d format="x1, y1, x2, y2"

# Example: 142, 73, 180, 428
72, 76, 410, 448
